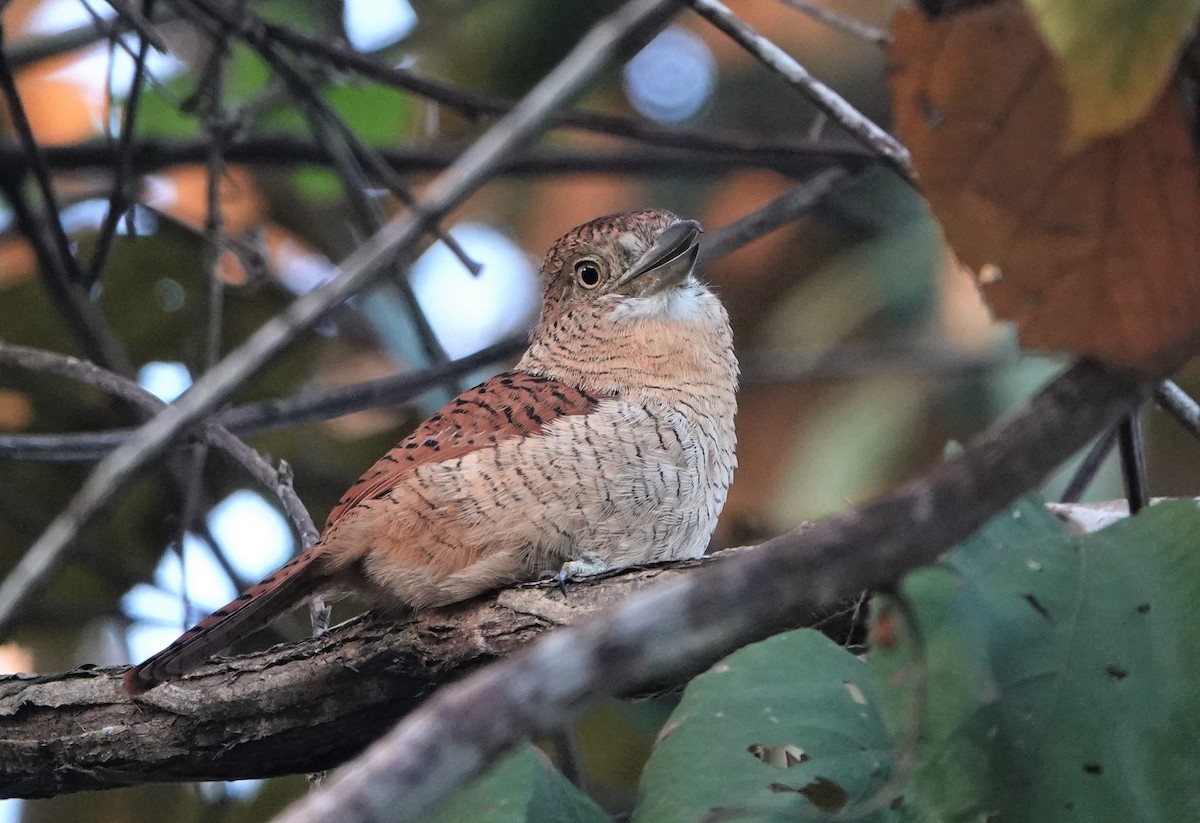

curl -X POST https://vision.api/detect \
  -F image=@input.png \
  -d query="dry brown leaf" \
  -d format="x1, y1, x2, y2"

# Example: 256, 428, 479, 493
889, 1, 1200, 374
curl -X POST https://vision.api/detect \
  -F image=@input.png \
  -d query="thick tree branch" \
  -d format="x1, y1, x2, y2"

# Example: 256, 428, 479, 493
0, 555, 861, 798
270, 359, 1151, 823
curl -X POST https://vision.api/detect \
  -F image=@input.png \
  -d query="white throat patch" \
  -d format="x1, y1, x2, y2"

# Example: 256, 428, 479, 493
609, 280, 711, 323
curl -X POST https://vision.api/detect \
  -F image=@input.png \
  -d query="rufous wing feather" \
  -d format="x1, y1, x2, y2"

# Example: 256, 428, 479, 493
321, 371, 603, 529
124, 371, 603, 695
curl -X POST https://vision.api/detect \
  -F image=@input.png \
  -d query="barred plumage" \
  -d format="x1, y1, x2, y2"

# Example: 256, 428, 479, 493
124, 209, 738, 695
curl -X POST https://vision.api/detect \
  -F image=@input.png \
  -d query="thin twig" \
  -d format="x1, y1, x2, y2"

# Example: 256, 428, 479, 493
0, 337, 527, 462
243, 37, 448, 364
0, 25, 133, 375
0, 30, 94, 290
1154, 379, 1200, 440
778, 0, 891, 46
150, 0, 875, 162
0, 135, 871, 178
88, 0, 157, 283
698, 166, 850, 265
7, 5, 179, 69
0, 343, 319, 629
0, 338, 1013, 463
688, 0, 914, 181
0, 0, 684, 638
199, 23, 229, 373
269, 360, 1149, 823
1058, 428, 1117, 504
102, 0, 168, 52
1116, 414, 1149, 515
219, 13, 481, 277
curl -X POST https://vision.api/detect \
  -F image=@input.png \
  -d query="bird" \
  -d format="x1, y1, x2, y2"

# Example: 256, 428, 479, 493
123, 209, 739, 695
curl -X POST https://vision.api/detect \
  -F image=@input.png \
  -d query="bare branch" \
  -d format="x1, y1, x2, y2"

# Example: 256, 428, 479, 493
0, 0, 685, 638
778, 0, 891, 46
172, 0, 873, 161
0, 134, 872, 178
88, 0, 158, 282
697, 166, 851, 265
0, 488, 1143, 800
0, 337, 527, 462
0, 339, 1009, 463
0, 343, 319, 605
1116, 415, 1149, 514
1058, 427, 1117, 504
1155, 379, 1200, 440
5, 6, 179, 69
0, 25, 133, 376
688, 0, 914, 180
0, 554, 860, 798
270, 360, 1149, 823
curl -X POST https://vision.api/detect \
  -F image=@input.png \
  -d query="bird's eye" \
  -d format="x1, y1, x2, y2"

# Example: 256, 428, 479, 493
574, 260, 602, 289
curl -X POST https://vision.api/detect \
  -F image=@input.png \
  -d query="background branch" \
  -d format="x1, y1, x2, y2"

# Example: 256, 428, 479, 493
0, 342, 319, 552
689, 0, 913, 180
0, 135, 872, 178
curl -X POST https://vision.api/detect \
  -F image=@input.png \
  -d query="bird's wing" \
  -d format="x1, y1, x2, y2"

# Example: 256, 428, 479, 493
322, 370, 604, 530
124, 370, 602, 695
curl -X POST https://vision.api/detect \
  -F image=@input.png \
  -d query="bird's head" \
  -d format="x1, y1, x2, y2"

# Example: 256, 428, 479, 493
520, 209, 735, 395
535, 209, 703, 325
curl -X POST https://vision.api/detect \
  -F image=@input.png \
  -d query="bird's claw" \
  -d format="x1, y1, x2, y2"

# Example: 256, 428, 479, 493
555, 553, 609, 597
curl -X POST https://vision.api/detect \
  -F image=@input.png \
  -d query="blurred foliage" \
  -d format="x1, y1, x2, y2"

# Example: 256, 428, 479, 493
425, 745, 608, 823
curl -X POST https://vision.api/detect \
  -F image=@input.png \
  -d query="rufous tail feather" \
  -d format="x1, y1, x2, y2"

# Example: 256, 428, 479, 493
123, 547, 327, 695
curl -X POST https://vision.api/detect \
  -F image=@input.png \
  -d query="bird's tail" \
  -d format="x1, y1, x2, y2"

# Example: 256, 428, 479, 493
123, 546, 329, 695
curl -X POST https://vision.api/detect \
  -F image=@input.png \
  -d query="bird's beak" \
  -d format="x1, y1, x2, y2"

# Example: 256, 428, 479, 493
617, 219, 703, 293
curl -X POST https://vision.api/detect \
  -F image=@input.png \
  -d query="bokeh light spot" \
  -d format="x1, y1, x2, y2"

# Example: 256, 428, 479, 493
623, 27, 715, 124
408, 224, 539, 359
344, 0, 417, 52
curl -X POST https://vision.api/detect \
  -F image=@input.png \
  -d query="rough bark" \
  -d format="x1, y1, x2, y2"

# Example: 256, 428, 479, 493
0, 552, 852, 799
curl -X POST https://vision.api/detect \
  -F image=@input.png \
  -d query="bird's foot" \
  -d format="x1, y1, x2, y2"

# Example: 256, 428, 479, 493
556, 552, 608, 595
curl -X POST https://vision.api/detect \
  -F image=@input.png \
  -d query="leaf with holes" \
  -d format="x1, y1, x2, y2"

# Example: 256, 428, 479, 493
632, 629, 899, 823
425, 744, 608, 823
870, 497, 1200, 821
889, 1, 1200, 373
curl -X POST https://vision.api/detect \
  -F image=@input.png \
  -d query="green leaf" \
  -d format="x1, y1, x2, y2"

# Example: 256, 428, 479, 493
424, 744, 608, 823
325, 82, 413, 144
225, 44, 273, 105
136, 86, 201, 138
293, 167, 344, 201
1023, 0, 1200, 140
633, 630, 899, 823
871, 497, 1200, 821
